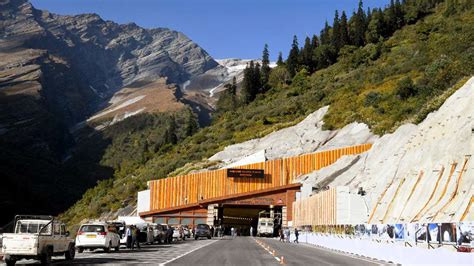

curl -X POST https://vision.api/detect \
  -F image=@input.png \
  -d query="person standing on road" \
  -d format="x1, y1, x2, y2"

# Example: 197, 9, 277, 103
131, 225, 137, 250
294, 228, 299, 243
231, 227, 235, 238
279, 228, 284, 242
210, 226, 214, 238
285, 228, 290, 243
135, 226, 141, 249
126, 226, 132, 249
250, 226, 253, 237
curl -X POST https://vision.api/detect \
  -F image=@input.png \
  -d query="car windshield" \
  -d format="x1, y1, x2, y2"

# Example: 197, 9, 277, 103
80, 225, 105, 233
15, 221, 51, 234
197, 224, 209, 229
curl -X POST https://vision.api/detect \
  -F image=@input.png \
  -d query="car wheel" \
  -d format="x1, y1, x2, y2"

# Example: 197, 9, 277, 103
41, 248, 52, 265
65, 244, 76, 260
207, 235, 211, 239
77, 247, 84, 253
4, 255, 16, 266
195, 236, 198, 240
115, 244, 120, 252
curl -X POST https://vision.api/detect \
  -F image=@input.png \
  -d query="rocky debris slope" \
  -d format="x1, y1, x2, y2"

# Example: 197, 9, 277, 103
87, 78, 186, 129
209, 106, 378, 167
301, 77, 474, 223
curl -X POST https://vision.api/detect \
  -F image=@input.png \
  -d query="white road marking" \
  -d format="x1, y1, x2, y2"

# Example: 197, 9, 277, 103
159, 240, 218, 266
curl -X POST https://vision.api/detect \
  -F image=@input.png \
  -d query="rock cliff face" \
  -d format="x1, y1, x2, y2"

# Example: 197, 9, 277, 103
300, 77, 474, 223
0, 0, 219, 225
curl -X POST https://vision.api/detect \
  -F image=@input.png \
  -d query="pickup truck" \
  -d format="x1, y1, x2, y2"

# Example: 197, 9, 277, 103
1, 215, 75, 265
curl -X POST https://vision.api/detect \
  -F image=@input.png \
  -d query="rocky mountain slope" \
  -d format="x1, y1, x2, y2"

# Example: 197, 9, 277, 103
0, 0, 221, 225
300, 77, 474, 223
209, 106, 378, 167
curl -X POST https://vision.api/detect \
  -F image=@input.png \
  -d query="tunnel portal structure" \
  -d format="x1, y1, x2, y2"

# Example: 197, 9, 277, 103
138, 144, 373, 228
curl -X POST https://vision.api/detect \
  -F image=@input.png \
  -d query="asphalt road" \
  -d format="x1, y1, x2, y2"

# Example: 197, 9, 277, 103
2, 239, 218, 265
170, 237, 384, 266
168, 236, 276, 266
257, 237, 383, 266
2, 237, 386, 265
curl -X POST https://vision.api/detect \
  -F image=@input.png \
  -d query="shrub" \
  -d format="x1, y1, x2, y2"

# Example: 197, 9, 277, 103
395, 77, 417, 99
364, 91, 382, 107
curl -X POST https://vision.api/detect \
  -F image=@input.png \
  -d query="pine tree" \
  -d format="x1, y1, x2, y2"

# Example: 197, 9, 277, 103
242, 62, 254, 104
310, 35, 320, 70
385, 0, 397, 34
218, 77, 238, 112
331, 10, 341, 50
366, 8, 386, 43
394, 0, 405, 28
286, 35, 300, 77
254, 62, 262, 93
165, 117, 177, 144
261, 44, 271, 87
311, 34, 319, 50
339, 11, 350, 48
241, 61, 262, 103
350, 0, 367, 46
320, 21, 331, 45
230, 76, 237, 95
301, 36, 313, 71
277, 52, 284, 66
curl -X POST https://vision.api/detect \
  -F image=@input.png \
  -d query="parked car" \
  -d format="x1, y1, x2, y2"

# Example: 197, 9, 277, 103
172, 226, 183, 241
134, 223, 152, 244
109, 221, 128, 246
153, 224, 166, 244
182, 225, 191, 239
75, 222, 120, 253
2, 215, 75, 265
194, 224, 211, 240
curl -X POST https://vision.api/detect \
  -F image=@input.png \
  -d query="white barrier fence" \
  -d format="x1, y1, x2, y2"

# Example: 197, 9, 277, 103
289, 232, 473, 265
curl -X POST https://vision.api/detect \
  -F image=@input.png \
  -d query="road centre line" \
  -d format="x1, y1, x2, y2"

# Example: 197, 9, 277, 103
254, 238, 283, 264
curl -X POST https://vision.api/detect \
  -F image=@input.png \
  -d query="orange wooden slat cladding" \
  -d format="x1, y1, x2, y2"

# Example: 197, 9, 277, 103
292, 187, 337, 226
148, 144, 372, 211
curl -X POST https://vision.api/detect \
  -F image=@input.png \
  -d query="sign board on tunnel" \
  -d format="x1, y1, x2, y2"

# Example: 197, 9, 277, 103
227, 169, 264, 178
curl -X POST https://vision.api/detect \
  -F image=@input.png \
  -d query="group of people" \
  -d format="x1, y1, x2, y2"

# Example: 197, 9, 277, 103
279, 227, 299, 243
125, 225, 141, 250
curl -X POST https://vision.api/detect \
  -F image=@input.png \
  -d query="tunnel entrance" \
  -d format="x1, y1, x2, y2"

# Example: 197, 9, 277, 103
215, 204, 282, 237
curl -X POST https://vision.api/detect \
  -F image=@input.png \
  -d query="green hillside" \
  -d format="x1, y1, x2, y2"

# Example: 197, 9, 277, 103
61, 0, 474, 226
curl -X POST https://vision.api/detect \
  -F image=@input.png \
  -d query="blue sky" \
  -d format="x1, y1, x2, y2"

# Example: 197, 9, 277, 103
31, 0, 390, 60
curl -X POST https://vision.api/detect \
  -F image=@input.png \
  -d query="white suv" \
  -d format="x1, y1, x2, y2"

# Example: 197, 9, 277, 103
75, 223, 120, 253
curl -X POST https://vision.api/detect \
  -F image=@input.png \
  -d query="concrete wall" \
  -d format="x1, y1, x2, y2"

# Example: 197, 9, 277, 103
336, 187, 368, 224
137, 189, 150, 214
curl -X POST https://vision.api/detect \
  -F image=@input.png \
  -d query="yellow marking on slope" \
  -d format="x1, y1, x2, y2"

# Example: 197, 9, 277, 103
422, 163, 458, 220
368, 177, 397, 224
432, 157, 469, 221
460, 196, 474, 221
411, 166, 445, 222
382, 178, 406, 223
397, 170, 424, 222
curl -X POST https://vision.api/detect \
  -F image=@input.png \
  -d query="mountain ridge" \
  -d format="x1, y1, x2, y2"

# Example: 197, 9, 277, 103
0, 0, 220, 225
